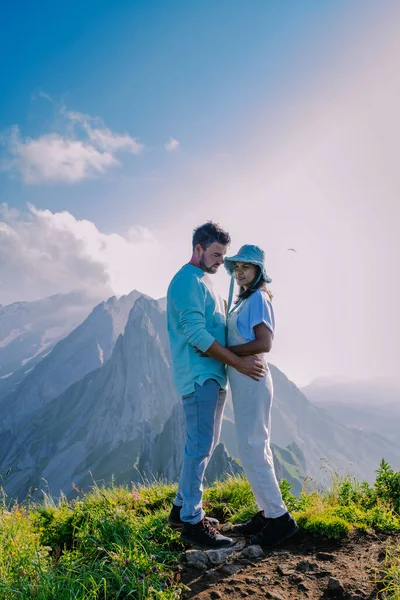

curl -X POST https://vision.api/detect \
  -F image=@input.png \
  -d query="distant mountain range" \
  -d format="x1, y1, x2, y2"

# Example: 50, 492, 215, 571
0, 290, 142, 436
0, 292, 95, 396
0, 291, 399, 502
303, 378, 400, 444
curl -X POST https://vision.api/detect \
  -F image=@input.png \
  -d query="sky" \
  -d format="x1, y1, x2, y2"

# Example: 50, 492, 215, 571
1, 0, 399, 387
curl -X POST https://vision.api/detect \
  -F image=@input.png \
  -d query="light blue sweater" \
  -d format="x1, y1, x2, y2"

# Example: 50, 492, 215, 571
167, 264, 227, 396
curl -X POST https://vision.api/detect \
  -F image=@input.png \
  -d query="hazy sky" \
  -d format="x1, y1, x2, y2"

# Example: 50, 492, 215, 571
1, 0, 399, 386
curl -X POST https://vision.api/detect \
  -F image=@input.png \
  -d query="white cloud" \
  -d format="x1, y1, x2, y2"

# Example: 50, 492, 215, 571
0, 203, 168, 305
66, 111, 143, 154
164, 137, 180, 152
1, 110, 143, 184
3, 126, 116, 184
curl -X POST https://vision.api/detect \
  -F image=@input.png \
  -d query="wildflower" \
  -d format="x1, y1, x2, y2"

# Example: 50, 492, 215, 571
161, 582, 168, 589
151, 554, 156, 561
123, 576, 129, 583
125, 558, 130, 565
152, 565, 158, 573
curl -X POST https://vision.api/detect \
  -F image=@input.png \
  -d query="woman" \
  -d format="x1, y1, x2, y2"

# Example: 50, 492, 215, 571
224, 244, 298, 547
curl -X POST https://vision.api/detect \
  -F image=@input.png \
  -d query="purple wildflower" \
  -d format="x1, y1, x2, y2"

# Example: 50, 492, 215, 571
152, 565, 158, 573
125, 558, 130, 565
123, 576, 129, 583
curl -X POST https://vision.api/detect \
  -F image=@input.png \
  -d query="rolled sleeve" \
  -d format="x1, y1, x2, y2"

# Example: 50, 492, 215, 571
170, 276, 216, 352
249, 291, 275, 337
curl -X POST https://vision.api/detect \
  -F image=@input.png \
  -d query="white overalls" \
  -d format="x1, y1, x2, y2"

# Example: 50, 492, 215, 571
227, 298, 287, 518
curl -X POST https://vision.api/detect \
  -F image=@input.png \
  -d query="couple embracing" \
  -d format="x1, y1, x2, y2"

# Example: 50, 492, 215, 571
166, 221, 298, 549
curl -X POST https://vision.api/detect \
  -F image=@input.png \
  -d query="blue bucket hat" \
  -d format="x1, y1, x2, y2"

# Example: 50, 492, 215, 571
224, 244, 272, 311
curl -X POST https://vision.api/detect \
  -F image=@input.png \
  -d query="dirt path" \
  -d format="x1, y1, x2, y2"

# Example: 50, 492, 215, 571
180, 530, 399, 600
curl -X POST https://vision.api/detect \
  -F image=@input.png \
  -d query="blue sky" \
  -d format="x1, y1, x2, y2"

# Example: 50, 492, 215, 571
1, 0, 363, 228
1, 0, 399, 385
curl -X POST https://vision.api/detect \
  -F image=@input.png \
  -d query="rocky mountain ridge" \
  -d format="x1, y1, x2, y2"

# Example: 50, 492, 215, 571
0, 292, 95, 396
1, 290, 399, 504
0, 290, 143, 440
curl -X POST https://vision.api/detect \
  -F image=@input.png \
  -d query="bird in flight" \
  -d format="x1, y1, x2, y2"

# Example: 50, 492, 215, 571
287, 248, 296, 252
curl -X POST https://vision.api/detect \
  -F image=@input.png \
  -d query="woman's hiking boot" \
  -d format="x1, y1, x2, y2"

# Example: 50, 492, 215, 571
181, 518, 233, 549
250, 511, 299, 547
232, 510, 268, 536
168, 503, 219, 529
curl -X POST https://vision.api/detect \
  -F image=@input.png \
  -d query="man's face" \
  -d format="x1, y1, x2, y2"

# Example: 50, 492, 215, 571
197, 242, 228, 274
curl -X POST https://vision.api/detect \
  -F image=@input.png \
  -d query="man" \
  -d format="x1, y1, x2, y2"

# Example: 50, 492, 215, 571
166, 221, 265, 548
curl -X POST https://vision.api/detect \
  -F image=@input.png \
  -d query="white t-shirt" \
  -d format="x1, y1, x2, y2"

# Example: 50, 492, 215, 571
235, 289, 275, 342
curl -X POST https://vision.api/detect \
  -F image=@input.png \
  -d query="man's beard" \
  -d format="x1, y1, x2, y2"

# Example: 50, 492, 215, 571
199, 256, 219, 274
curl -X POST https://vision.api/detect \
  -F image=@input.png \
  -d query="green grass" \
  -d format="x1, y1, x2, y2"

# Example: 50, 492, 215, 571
377, 542, 400, 599
1, 459, 400, 599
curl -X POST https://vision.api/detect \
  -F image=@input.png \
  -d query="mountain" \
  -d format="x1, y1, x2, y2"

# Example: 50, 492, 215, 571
270, 442, 306, 495
0, 292, 94, 396
0, 296, 178, 500
137, 402, 244, 485
138, 401, 305, 492
1, 294, 400, 503
303, 378, 400, 443
269, 366, 400, 483
0, 290, 143, 444
303, 377, 400, 411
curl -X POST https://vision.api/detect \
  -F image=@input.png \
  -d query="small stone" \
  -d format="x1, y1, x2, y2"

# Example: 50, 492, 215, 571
265, 592, 284, 600
296, 559, 319, 572
221, 564, 241, 575
316, 552, 336, 561
221, 522, 233, 532
210, 592, 222, 600
327, 577, 344, 591
289, 574, 304, 584
276, 565, 294, 576
240, 545, 264, 560
245, 577, 259, 585
206, 546, 238, 565
185, 549, 209, 570
354, 590, 367, 597
311, 570, 332, 578
298, 583, 309, 594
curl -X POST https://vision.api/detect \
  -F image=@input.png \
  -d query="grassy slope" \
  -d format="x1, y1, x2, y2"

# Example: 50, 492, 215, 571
1, 460, 400, 600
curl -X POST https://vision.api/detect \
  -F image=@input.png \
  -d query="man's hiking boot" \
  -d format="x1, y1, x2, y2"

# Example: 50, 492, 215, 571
250, 511, 299, 547
181, 518, 233, 549
232, 510, 268, 536
168, 503, 219, 530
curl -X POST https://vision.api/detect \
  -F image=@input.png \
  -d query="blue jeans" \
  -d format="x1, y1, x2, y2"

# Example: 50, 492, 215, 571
174, 379, 226, 524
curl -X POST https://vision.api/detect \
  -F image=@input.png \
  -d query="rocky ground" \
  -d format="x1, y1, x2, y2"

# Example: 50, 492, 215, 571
178, 527, 399, 600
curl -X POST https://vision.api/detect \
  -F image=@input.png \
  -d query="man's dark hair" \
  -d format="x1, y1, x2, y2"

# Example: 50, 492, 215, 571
192, 221, 231, 251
